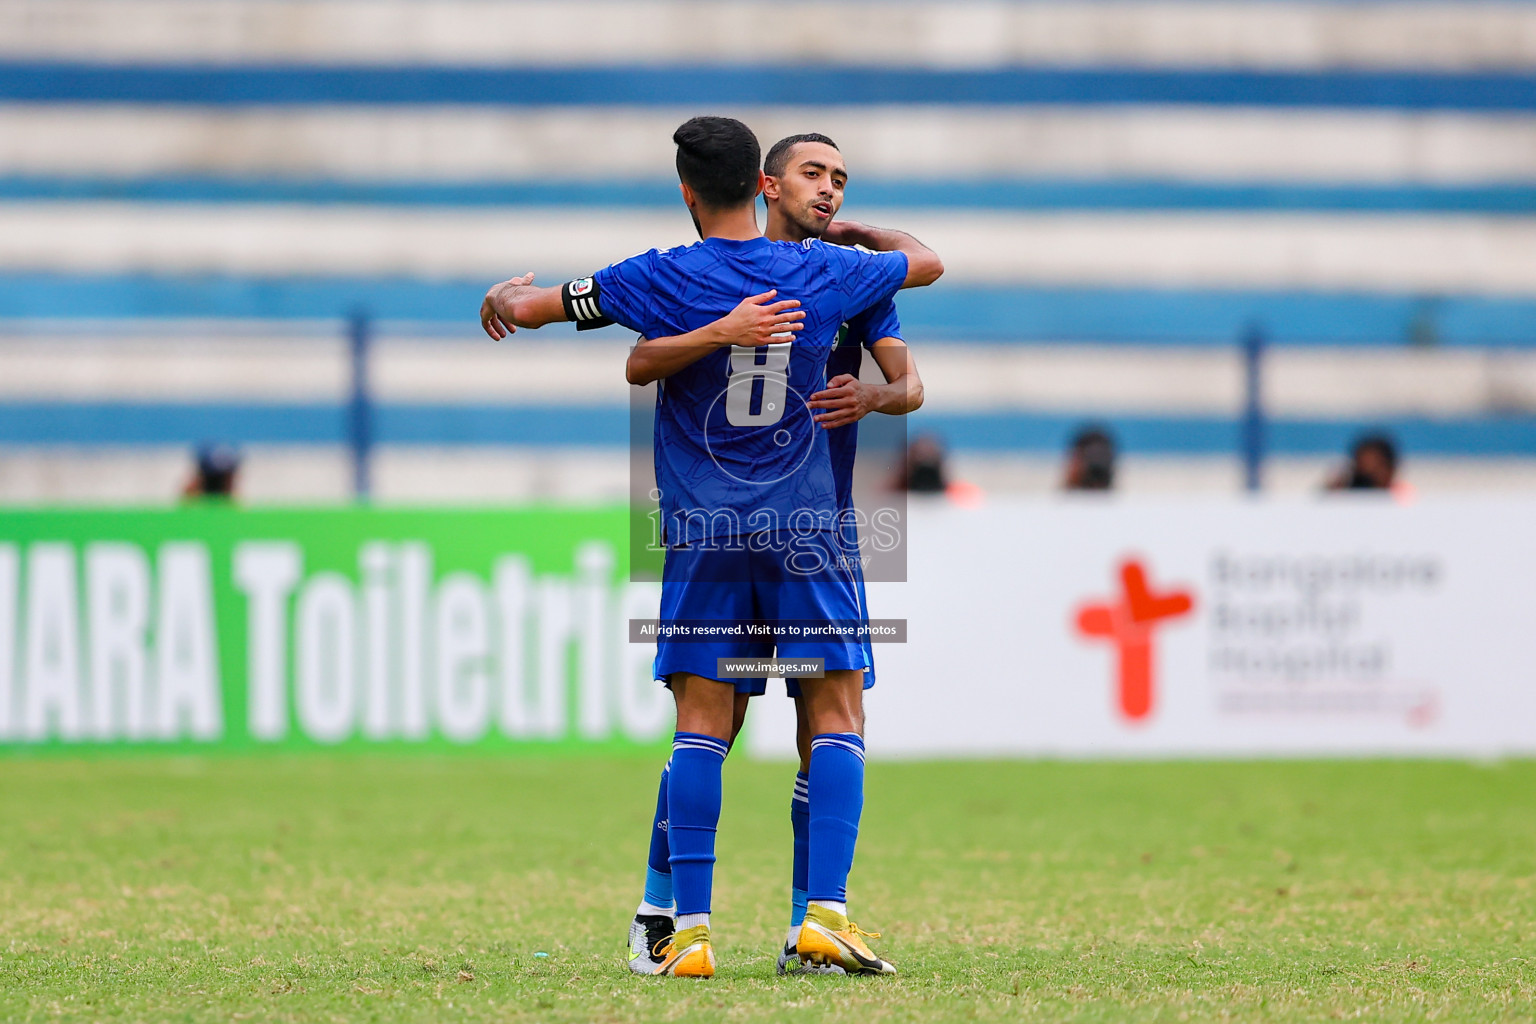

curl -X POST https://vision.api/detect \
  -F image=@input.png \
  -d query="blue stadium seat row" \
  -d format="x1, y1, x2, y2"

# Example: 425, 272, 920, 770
4, 274, 1530, 348
3, 401, 1534, 458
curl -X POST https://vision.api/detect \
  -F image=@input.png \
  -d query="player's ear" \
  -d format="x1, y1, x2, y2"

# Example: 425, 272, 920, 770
762, 175, 780, 201
752, 170, 766, 198
679, 181, 696, 210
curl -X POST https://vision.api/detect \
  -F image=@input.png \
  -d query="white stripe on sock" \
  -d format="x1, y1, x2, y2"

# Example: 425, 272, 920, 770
673, 740, 728, 756
811, 736, 866, 762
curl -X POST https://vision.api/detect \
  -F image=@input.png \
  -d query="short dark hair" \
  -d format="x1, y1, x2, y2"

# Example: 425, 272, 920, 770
1068, 425, 1117, 491
764, 133, 839, 178
672, 116, 761, 208
1353, 432, 1399, 473
195, 442, 241, 496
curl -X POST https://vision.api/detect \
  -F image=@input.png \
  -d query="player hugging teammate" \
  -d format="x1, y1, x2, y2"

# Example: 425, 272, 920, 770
481, 116, 939, 978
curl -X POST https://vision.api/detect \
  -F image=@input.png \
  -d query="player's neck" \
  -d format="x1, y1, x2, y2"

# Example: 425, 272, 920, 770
695, 203, 761, 242
764, 207, 811, 245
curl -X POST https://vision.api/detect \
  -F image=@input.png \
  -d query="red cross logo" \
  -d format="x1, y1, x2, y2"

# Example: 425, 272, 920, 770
1075, 558, 1195, 722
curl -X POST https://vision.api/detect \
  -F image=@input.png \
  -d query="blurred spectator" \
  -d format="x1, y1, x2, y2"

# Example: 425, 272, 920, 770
894, 434, 983, 505
1063, 425, 1117, 491
897, 434, 948, 493
1325, 432, 1399, 491
183, 443, 242, 501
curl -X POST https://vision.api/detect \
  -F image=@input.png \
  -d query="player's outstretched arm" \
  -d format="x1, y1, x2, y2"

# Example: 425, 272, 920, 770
625, 290, 805, 386
807, 337, 924, 429
480, 273, 569, 339
821, 220, 944, 289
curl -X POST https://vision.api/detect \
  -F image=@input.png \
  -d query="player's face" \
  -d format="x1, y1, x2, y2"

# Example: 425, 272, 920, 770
767, 142, 847, 238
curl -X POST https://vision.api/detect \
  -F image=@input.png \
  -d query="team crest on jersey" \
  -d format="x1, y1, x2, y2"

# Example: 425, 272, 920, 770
569, 277, 595, 297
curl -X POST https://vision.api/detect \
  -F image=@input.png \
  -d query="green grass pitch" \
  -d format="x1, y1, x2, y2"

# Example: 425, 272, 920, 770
2, 754, 1533, 1022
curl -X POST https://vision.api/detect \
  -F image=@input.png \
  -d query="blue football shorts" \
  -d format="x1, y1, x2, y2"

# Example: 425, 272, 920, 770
654, 529, 869, 695
785, 551, 875, 698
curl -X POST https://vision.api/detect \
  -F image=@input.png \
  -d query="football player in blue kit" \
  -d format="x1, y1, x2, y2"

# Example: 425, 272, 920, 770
480, 117, 941, 977
622, 133, 926, 978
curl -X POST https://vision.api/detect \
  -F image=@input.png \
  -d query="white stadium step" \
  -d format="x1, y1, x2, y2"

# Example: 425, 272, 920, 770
2, 447, 1533, 506
4, 106, 1533, 185
949, 453, 1536, 496
6, 333, 1536, 418
915, 346, 1536, 418
0, 446, 631, 505
0, 336, 637, 404
4, 1, 1536, 70
0, 337, 351, 401
2, 202, 1533, 295
0, 446, 353, 505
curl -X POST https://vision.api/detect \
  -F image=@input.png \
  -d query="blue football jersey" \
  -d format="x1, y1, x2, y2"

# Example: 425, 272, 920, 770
825, 299, 902, 513
589, 236, 908, 543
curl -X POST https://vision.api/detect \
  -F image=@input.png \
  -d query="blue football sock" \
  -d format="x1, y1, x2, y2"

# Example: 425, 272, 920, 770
807, 733, 865, 905
667, 732, 729, 918
640, 759, 674, 913
790, 770, 810, 928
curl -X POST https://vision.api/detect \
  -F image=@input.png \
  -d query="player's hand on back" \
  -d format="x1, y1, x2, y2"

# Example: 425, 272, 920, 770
710, 290, 805, 348
808, 373, 877, 429
480, 273, 536, 339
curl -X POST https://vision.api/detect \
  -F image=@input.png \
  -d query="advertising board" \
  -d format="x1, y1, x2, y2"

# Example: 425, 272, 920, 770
749, 498, 1536, 758
0, 507, 667, 753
